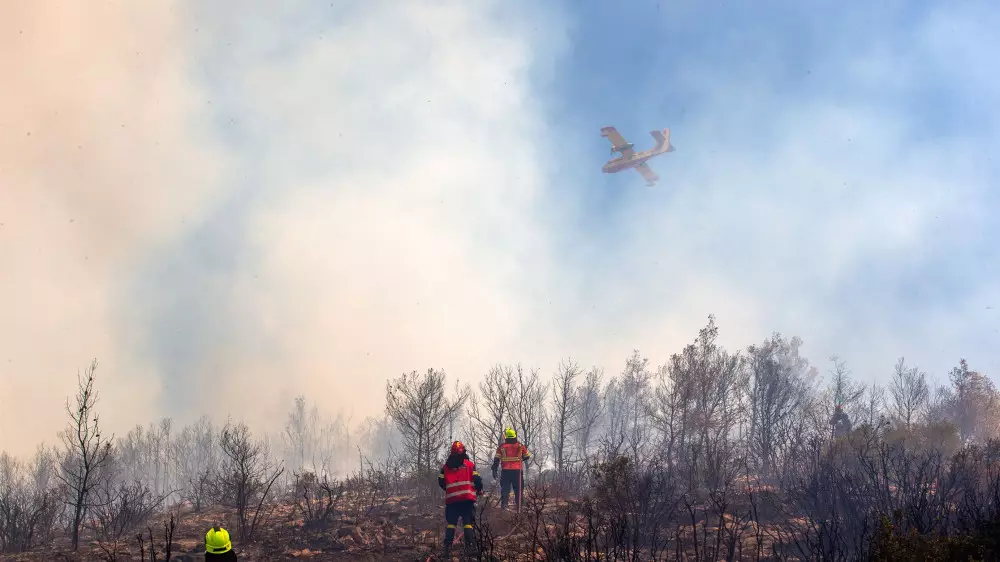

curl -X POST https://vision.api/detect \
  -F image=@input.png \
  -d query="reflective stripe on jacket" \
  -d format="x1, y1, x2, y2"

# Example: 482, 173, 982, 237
441, 460, 477, 504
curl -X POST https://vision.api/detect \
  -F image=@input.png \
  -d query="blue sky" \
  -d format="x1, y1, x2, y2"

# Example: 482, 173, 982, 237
533, 0, 999, 376
3, 0, 998, 455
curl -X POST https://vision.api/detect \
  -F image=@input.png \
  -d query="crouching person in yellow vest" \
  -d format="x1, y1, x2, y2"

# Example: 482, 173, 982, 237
439, 441, 483, 558
491, 427, 530, 512
205, 525, 238, 560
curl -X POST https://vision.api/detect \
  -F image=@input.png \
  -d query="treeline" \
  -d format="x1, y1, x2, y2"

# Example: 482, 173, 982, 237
0, 360, 386, 556
383, 315, 999, 484
381, 316, 1000, 559
1, 315, 998, 560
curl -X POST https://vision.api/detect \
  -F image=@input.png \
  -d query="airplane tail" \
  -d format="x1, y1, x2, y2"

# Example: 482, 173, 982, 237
650, 128, 674, 153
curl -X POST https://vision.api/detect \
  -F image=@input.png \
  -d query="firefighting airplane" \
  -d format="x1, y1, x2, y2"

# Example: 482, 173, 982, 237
600, 126, 675, 186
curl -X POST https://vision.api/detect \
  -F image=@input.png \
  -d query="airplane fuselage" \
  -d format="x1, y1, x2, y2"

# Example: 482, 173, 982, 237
602, 150, 659, 173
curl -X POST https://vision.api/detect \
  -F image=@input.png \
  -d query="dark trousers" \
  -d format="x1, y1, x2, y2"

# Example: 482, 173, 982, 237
499, 469, 522, 511
444, 500, 476, 548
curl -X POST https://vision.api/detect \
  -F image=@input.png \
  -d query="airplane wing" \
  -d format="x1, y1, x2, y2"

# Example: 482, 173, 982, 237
635, 162, 659, 185
601, 126, 635, 157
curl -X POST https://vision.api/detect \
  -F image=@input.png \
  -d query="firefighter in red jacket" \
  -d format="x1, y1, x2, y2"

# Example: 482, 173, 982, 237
438, 440, 483, 557
491, 427, 531, 512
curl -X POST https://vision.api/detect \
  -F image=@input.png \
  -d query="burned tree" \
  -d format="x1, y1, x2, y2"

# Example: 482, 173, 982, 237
57, 359, 114, 550
87, 474, 168, 550
279, 397, 354, 478
172, 415, 219, 512
0, 450, 60, 553
746, 334, 816, 481
549, 359, 582, 476
217, 421, 284, 542
310, 408, 353, 478
115, 418, 175, 502
282, 395, 314, 476
572, 367, 604, 464
650, 316, 745, 489
860, 383, 888, 430
890, 357, 929, 431
466, 365, 514, 465
385, 368, 467, 473
602, 351, 653, 464
943, 359, 1000, 443
508, 364, 549, 469
827, 356, 866, 439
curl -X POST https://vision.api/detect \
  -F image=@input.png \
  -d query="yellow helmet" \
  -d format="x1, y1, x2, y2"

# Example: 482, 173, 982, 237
504, 427, 516, 439
205, 526, 232, 554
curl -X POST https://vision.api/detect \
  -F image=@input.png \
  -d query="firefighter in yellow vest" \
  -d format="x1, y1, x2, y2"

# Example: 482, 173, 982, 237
491, 427, 531, 512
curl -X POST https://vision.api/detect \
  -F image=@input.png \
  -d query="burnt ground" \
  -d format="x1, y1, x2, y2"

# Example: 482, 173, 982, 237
0, 491, 544, 561
1, 478, 792, 562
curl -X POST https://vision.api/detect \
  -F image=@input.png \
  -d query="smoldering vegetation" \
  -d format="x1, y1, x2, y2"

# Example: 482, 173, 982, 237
1, 316, 998, 560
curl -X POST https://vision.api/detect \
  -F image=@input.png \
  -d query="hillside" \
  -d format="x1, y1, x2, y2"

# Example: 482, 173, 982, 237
3, 447, 999, 561
2, 322, 999, 561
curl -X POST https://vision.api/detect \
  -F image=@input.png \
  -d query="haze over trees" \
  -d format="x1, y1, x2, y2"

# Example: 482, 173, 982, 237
1, 315, 998, 560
